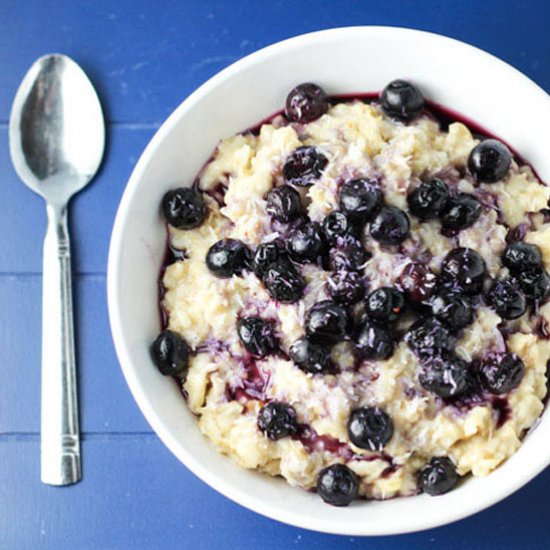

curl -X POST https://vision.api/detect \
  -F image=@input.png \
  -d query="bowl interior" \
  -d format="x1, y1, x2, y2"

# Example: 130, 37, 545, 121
108, 26, 550, 535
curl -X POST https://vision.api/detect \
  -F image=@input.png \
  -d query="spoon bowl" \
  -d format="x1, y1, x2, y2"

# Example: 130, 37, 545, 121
10, 54, 104, 205
9, 54, 105, 486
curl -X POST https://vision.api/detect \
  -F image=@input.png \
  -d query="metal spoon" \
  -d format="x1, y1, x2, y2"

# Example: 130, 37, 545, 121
9, 54, 105, 485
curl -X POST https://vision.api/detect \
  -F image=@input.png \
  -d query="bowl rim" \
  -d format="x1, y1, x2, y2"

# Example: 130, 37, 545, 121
107, 25, 550, 536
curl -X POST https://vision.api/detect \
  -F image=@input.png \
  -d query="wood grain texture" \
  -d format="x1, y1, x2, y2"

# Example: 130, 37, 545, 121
0, 0, 549, 548
2, 436, 550, 550
0, 1, 548, 123
0, 275, 150, 433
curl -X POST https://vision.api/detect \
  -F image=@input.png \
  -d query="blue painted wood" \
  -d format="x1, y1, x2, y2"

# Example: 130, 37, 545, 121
0, 1, 548, 124
2, 436, 550, 550
1, 1, 550, 548
0, 275, 150, 433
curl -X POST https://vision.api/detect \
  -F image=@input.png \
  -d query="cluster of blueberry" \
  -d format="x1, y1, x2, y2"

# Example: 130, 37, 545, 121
152, 80, 550, 506
403, 246, 529, 400
407, 133, 516, 232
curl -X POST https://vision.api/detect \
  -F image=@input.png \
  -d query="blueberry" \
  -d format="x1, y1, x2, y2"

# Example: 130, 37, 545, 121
440, 248, 486, 295
206, 239, 251, 278
478, 353, 524, 394
266, 185, 302, 222
327, 270, 365, 305
407, 178, 449, 220
237, 317, 279, 357
287, 222, 326, 263
370, 206, 410, 245
518, 266, 550, 302
502, 242, 542, 272
430, 289, 474, 330
305, 301, 349, 343
252, 240, 286, 276
283, 146, 328, 186
380, 79, 425, 121
317, 464, 359, 507
262, 260, 305, 303
162, 187, 207, 230
366, 288, 406, 324
289, 336, 334, 374
405, 317, 451, 359
322, 211, 354, 245
487, 279, 526, 320
355, 320, 395, 360
328, 240, 370, 272
440, 193, 482, 231
419, 353, 471, 398
398, 262, 437, 303
468, 139, 512, 184
418, 457, 460, 496
347, 407, 394, 451
338, 178, 383, 222
151, 330, 191, 377
285, 83, 328, 123
257, 402, 298, 441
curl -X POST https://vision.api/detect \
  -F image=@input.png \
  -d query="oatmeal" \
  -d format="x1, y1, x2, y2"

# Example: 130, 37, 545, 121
152, 80, 550, 506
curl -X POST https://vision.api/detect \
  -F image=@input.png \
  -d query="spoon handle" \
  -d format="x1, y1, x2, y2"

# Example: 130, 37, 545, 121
41, 202, 81, 486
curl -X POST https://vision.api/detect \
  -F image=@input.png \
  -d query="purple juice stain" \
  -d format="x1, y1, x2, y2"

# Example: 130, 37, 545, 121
506, 223, 529, 244
543, 360, 550, 407
296, 425, 352, 458
492, 397, 511, 429
207, 181, 228, 207
534, 317, 550, 340
381, 463, 399, 479
226, 355, 271, 404
474, 189, 500, 212
295, 424, 394, 467
438, 372, 513, 429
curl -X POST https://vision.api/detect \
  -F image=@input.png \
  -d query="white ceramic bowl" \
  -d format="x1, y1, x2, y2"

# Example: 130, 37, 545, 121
108, 26, 550, 535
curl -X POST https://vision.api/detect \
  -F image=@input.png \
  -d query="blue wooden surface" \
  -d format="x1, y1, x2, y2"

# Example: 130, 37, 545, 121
0, 1, 548, 548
